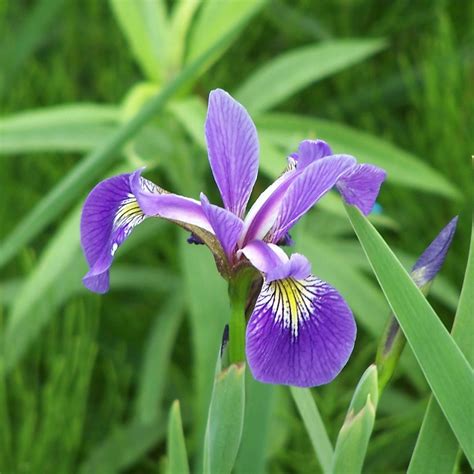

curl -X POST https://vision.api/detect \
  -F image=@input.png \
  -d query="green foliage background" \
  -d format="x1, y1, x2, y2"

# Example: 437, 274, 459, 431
0, 1, 472, 473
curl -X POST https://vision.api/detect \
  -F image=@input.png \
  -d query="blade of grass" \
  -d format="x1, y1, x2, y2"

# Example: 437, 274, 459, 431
235, 39, 386, 115
290, 387, 333, 474
0, 18, 250, 269
134, 297, 185, 424
109, 0, 169, 83
408, 224, 474, 473
167, 401, 189, 474
345, 204, 473, 465
0, 104, 119, 154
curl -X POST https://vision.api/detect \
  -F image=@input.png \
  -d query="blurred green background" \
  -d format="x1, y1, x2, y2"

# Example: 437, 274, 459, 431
0, 0, 472, 473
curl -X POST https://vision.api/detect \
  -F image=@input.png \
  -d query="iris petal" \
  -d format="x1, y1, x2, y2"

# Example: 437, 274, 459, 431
205, 89, 259, 217
246, 275, 356, 387
81, 173, 146, 293
336, 163, 386, 215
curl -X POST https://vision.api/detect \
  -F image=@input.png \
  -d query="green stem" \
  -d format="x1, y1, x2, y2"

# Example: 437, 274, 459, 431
228, 269, 254, 364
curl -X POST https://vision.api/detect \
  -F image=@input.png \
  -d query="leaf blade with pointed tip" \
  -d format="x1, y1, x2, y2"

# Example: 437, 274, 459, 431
345, 205, 474, 466
167, 401, 189, 474
235, 39, 386, 115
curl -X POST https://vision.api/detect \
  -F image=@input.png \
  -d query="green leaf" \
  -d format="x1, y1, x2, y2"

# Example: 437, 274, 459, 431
109, 0, 169, 83
257, 113, 460, 200
408, 225, 474, 473
134, 297, 185, 424
235, 39, 386, 115
0, 104, 119, 154
332, 365, 379, 474
345, 205, 474, 465
203, 363, 246, 474
185, 0, 265, 79
0, 22, 246, 269
79, 420, 164, 474
235, 376, 275, 474
167, 401, 189, 474
179, 239, 229, 467
290, 387, 333, 474
168, 0, 201, 72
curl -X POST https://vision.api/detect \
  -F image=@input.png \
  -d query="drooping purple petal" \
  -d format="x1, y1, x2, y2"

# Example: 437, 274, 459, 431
270, 155, 357, 243
240, 241, 311, 283
80, 173, 146, 293
246, 275, 356, 387
205, 89, 259, 217
130, 169, 213, 233
411, 216, 458, 287
200, 193, 244, 261
296, 140, 333, 168
336, 163, 386, 215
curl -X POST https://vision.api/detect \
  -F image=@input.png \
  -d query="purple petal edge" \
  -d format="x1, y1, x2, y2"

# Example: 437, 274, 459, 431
246, 275, 356, 387
205, 89, 259, 217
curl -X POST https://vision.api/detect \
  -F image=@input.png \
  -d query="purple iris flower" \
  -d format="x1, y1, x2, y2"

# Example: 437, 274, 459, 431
80, 89, 386, 387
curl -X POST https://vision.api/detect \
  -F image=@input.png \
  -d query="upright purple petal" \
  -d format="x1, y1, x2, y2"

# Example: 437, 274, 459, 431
296, 140, 333, 168
411, 216, 458, 287
200, 193, 244, 261
81, 173, 146, 293
246, 275, 356, 387
240, 169, 298, 245
336, 163, 386, 215
130, 169, 213, 233
270, 155, 356, 243
205, 89, 259, 217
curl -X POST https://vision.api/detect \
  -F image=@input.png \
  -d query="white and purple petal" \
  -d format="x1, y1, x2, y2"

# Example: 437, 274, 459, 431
246, 275, 356, 387
80, 173, 146, 294
270, 154, 357, 243
200, 193, 244, 261
336, 163, 386, 216
205, 89, 259, 217
130, 169, 213, 232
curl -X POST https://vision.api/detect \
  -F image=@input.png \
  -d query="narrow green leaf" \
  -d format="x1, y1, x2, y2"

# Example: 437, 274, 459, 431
0, 21, 247, 269
186, 0, 264, 78
134, 297, 185, 424
204, 363, 246, 474
79, 420, 164, 474
235, 376, 275, 474
179, 239, 229, 467
257, 113, 460, 199
332, 366, 379, 474
167, 401, 189, 474
290, 387, 333, 474
408, 225, 474, 473
109, 0, 169, 82
0, 104, 119, 154
345, 204, 474, 464
168, 0, 201, 72
235, 39, 385, 115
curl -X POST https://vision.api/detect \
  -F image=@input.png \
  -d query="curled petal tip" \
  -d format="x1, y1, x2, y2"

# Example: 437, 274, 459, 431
411, 216, 458, 287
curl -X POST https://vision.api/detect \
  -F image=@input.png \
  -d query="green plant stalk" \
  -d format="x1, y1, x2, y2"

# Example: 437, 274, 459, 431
228, 269, 254, 364
376, 282, 431, 393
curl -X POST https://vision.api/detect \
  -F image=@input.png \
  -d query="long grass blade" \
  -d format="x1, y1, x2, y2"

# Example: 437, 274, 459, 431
345, 205, 474, 465
408, 224, 474, 472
